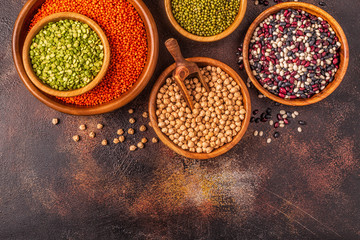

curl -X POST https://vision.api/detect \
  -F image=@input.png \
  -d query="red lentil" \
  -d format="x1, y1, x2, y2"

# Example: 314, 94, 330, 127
30, 0, 148, 106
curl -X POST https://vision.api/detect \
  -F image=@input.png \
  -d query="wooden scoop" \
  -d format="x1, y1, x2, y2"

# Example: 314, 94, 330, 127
165, 38, 210, 111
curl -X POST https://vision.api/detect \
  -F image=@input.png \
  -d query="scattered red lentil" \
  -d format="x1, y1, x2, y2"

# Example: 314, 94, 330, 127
30, 0, 148, 106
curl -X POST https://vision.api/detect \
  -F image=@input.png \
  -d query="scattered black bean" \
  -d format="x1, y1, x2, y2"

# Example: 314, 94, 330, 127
250, 117, 255, 123
253, 109, 259, 115
298, 120, 307, 125
319, 2, 326, 6
260, 112, 266, 119
266, 108, 272, 114
255, 118, 261, 123
273, 132, 280, 138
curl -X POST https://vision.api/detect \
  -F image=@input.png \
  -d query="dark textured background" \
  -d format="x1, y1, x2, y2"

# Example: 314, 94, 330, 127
0, 0, 359, 239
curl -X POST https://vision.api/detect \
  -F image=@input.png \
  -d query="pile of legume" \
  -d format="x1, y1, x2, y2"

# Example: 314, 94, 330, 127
57, 108, 157, 150
171, 0, 241, 37
249, 9, 341, 99
30, 20, 103, 90
156, 66, 246, 154
30, 0, 147, 105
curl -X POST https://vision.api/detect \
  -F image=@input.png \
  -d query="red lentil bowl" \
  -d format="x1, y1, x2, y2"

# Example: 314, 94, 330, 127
243, 2, 349, 106
12, 0, 159, 115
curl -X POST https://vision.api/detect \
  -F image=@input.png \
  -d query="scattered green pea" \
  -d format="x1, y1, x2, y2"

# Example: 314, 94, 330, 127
171, 0, 240, 37
29, 19, 104, 91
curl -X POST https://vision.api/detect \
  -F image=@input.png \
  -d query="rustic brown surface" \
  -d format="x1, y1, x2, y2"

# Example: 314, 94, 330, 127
1, 0, 359, 239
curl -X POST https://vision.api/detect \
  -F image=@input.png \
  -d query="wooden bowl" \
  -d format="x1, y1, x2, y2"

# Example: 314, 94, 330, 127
149, 57, 251, 159
22, 12, 111, 98
12, 0, 158, 115
164, 0, 247, 42
243, 2, 349, 106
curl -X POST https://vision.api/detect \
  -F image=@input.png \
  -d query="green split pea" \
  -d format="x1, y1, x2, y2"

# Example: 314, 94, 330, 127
171, 0, 240, 37
29, 19, 104, 91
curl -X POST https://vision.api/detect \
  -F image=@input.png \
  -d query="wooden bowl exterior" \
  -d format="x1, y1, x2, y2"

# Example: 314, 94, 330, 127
243, 2, 349, 106
149, 57, 251, 159
12, 0, 159, 115
22, 12, 111, 98
164, 0, 247, 42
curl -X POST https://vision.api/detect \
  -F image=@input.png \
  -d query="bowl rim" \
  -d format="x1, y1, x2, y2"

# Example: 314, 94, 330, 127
149, 57, 251, 159
243, 2, 349, 106
12, 0, 159, 115
164, 0, 247, 42
22, 12, 111, 98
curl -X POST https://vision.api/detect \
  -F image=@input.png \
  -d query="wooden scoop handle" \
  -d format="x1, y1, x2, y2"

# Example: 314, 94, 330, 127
165, 38, 186, 64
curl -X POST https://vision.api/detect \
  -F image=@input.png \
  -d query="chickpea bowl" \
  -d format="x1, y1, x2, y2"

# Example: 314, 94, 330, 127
149, 57, 251, 159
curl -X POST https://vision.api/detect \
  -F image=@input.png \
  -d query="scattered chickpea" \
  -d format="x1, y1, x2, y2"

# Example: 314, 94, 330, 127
101, 139, 108, 146
119, 136, 125, 142
97, 124, 103, 129
141, 138, 148, 143
72, 135, 80, 142
142, 112, 148, 118
79, 124, 86, 131
129, 145, 137, 151
128, 109, 134, 114
139, 125, 147, 132
52, 118, 59, 125
137, 142, 144, 149
89, 132, 96, 138
113, 138, 120, 144
152, 137, 158, 143
129, 118, 136, 124
128, 128, 135, 135
117, 129, 124, 135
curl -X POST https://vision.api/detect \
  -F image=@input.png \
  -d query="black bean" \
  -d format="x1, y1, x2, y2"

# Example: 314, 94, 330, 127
255, 118, 260, 123
319, 2, 326, 6
253, 109, 259, 115
298, 120, 307, 125
260, 112, 266, 119
266, 108, 272, 114
273, 132, 280, 138
250, 117, 255, 123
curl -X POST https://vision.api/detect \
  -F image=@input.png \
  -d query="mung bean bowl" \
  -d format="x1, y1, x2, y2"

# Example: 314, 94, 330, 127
243, 2, 349, 106
149, 57, 251, 159
164, 0, 247, 42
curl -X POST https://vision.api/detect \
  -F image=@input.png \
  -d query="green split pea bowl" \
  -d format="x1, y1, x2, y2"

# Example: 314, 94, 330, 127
22, 12, 111, 98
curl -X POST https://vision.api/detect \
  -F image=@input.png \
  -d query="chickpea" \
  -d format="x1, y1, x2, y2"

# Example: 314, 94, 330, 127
155, 66, 246, 154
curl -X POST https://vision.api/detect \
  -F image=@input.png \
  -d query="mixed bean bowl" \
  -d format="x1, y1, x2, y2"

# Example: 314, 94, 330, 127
243, 2, 349, 106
